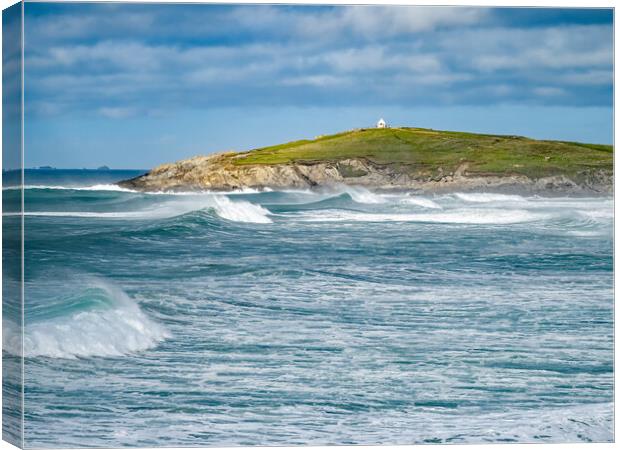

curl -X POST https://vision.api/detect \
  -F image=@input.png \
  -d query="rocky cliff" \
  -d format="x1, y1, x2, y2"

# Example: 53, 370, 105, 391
119, 127, 613, 194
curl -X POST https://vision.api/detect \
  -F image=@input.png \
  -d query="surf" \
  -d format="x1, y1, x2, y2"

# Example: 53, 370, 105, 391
23, 192, 273, 224
4, 278, 170, 359
292, 208, 546, 224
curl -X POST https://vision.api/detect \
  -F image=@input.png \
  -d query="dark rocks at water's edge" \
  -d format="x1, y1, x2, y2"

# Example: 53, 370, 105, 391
118, 153, 613, 196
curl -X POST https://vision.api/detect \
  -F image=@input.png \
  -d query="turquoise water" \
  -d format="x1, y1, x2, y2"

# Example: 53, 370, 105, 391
3, 170, 614, 447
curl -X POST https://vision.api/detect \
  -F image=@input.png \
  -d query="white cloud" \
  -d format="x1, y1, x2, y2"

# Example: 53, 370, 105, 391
228, 6, 490, 41
24, 5, 613, 115
443, 25, 613, 72
319, 47, 442, 74
281, 74, 350, 87
559, 70, 613, 86
392, 72, 473, 86
340, 6, 489, 36
98, 107, 137, 119
533, 87, 566, 97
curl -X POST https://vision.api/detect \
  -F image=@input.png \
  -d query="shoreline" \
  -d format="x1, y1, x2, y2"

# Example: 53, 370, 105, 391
115, 127, 612, 197
117, 180, 613, 198
117, 156, 612, 198
118, 170, 613, 197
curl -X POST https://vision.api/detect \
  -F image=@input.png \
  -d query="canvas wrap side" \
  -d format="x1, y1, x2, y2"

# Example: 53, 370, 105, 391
3, 2, 24, 448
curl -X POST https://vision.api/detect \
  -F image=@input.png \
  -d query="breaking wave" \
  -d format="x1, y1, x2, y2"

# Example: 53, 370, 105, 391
453, 192, 527, 203
21, 184, 612, 230
15, 184, 269, 196
398, 195, 442, 209
293, 208, 545, 224
209, 195, 272, 223
339, 186, 387, 204
16, 184, 136, 192
4, 279, 169, 359
24, 194, 273, 223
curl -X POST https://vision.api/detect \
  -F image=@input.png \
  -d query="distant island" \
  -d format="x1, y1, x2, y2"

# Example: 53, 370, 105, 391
98, 165, 111, 170
118, 126, 613, 194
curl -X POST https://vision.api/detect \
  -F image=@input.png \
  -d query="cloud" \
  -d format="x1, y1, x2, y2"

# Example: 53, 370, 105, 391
434, 24, 612, 72
23, 4, 613, 117
339, 6, 489, 36
533, 87, 566, 97
97, 107, 137, 119
25, 5, 157, 42
316, 47, 442, 74
559, 70, 612, 86
281, 74, 351, 87
226, 6, 490, 41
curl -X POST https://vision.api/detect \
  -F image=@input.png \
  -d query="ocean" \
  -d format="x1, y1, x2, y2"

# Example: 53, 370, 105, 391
2, 169, 614, 447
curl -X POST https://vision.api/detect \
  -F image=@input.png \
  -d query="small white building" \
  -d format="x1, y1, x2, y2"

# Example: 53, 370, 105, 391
376, 118, 387, 128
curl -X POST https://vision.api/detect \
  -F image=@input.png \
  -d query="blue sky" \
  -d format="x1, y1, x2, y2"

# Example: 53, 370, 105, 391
22, 3, 613, 169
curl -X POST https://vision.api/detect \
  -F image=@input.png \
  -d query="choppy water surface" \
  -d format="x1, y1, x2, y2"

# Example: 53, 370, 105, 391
3, 170, 613, 447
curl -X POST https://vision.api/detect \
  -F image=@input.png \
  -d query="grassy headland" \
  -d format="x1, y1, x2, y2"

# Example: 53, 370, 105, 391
119, 126, 613, 193
234, 127, 612, 181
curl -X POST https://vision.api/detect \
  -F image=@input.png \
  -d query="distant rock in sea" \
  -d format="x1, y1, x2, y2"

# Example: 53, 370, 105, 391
98, 165, 111, 170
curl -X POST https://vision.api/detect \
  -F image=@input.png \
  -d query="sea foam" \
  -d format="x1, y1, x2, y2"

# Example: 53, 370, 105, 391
210, 195, 272, 223
18, 184, 136, 192
3, 280, 169, 359
24, 194, 273, 224
453, 192, 526, 203
340, 186, 387, 204
399, 195, 442, 209
294, 208, 544, 225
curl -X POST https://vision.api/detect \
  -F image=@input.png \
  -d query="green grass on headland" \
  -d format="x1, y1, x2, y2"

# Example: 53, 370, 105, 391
233, 127, 612, 180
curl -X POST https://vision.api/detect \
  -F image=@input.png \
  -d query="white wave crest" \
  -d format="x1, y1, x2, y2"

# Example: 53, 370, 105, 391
294, 208, 544, 225
399, 196, 442, 209
210, 195, 272, 223
24, 194, 273, 223
19, 184, 136, 192
341, 186, 387, 204
453, 192, 526, 203
3, 281, 169, 359
578, 209, 614, 220
17, 184, 275, 195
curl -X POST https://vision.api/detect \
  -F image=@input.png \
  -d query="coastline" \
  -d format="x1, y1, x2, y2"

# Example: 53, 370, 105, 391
117, 158, 612, 197
117, 127, 612, 197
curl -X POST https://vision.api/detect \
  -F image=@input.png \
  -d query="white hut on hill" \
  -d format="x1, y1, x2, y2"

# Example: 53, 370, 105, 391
376, 118, 387, 128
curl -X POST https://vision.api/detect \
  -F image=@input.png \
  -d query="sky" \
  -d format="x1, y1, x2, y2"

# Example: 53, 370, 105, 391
19, 3, 614, 169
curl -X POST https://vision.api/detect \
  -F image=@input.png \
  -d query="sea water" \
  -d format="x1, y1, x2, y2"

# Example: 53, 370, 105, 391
2, 169, 613, 447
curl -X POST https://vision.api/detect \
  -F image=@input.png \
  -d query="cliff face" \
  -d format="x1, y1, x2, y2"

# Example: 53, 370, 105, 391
119, 127, 613, 194
119, 152, 612, 195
